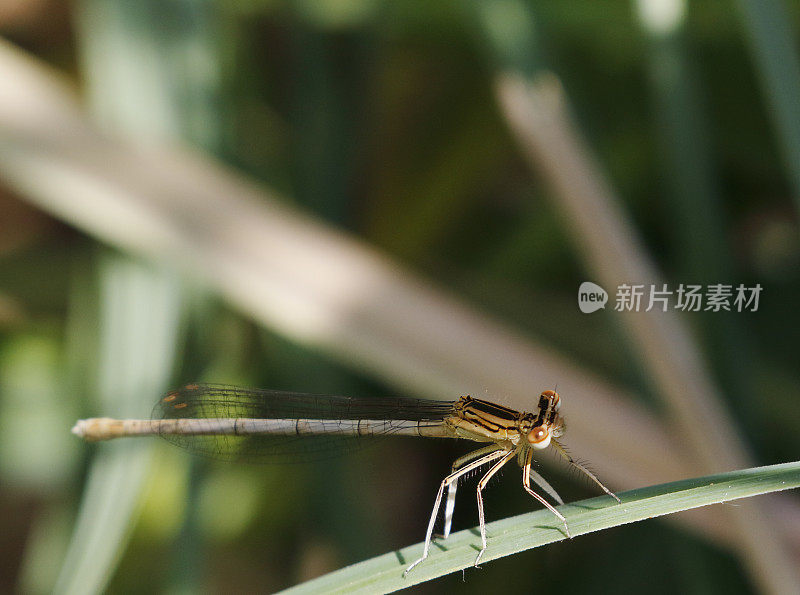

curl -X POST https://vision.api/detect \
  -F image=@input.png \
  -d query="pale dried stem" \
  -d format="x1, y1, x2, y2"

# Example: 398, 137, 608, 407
495, 71, 799, 594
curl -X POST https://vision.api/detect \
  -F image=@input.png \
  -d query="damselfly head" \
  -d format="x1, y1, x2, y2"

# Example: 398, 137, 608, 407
526, 389, 563, 449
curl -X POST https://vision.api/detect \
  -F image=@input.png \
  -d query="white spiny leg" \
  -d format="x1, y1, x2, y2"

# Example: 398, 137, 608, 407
551, 439, 620, 503
404, 449, 508, 576
441, 445, 500, 539
442, 483, 457, 540
528, 465, 564, 505
522, 449, 571, 538
473, 449, 517, 567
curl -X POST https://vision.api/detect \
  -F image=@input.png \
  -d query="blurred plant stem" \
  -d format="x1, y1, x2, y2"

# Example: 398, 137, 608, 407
636, 0, 758, 452
53, 257, 183, 595
51, 0, 211, 592
736, 0, 800, 212
470, 0, 799, 592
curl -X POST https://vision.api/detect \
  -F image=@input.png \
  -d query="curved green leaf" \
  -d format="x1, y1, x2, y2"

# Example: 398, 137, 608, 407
282, 461, 800, 594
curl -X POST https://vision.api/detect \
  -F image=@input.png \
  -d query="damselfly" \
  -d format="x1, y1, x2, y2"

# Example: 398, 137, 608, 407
72, 384, 619, 573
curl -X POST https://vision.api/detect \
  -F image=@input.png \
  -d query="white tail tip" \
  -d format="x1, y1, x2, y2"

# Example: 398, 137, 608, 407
71, 418, 119, 442
72, 419, 87, 438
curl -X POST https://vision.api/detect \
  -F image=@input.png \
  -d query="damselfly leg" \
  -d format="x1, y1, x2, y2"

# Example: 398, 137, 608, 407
551, 440, 620, 503
440, 445, 502, 540
522, 448, 570, 538
403, 448, 509, 576
474, 450, 517, 566
528, 464, 564, 506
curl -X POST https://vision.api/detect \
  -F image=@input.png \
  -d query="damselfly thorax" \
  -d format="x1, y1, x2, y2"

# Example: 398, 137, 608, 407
448, 391, 563, 448
72, 385, 618, 574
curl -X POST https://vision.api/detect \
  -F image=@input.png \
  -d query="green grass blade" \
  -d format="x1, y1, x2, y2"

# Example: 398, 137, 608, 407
53, 258, 183, 595
282, 461, 800, 594
737, 0, 800, 209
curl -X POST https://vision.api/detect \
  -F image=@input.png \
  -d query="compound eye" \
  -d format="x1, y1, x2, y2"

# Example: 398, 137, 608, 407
527, 425, 551, 449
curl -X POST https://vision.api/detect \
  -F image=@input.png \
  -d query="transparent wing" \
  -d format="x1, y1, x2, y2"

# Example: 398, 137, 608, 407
153, 384, 455, 463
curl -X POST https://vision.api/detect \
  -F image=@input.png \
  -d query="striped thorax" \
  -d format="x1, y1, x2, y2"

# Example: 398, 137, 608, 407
448, 390, 564, 449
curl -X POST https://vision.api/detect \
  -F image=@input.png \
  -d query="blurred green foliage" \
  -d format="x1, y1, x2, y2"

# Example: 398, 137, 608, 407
1, 0, 799, 593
